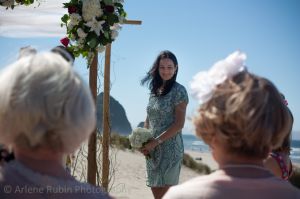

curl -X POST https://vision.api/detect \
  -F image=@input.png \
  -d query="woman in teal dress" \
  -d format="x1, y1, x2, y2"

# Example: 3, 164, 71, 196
141, 50, 188, 199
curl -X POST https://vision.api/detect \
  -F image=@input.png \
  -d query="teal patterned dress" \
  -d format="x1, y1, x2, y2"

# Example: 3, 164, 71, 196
146, 82, 189, 187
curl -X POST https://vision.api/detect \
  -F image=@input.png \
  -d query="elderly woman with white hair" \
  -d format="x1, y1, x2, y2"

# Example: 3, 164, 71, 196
0, 50, 111, 198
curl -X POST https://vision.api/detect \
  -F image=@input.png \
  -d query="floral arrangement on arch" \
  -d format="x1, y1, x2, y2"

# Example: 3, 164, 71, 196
60, 0, 127, 66
0, 0, 40, 9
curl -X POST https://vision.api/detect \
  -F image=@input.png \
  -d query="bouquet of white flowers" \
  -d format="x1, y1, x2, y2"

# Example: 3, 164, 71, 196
128, 127, 153, 149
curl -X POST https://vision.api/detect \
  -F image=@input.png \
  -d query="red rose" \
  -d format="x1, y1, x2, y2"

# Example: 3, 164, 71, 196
68, 6, 77, 14
60, 37, 70, 47
105, 5, 114, 13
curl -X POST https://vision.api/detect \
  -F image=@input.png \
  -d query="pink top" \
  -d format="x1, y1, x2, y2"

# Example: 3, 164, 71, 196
163, 169, 300, 199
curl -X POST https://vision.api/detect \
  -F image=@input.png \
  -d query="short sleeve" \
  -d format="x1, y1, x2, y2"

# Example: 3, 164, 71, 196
174, 83, 189, 105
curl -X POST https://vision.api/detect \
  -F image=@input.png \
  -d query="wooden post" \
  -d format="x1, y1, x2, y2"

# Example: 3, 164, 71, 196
86, 19, 142, 191
123, 19, 142, 25
87, 53, 98, 185
102, 44, 111, 191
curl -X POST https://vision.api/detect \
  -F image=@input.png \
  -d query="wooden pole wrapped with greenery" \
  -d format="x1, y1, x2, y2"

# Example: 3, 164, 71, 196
102, 44, 111, 191
60, 0, 141, 191
101, 20, 141, 191
87, 52, 98, 185
60, 0, 127, 187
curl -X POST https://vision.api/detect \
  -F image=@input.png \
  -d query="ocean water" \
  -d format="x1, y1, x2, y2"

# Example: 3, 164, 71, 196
182, 134, 300, 164
291, 140, 300, 164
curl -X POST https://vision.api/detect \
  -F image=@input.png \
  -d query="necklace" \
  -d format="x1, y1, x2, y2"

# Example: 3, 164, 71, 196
157, 88, 163, 95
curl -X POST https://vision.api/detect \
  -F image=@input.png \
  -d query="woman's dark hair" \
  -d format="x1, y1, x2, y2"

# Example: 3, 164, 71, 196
141, 50, 178, 96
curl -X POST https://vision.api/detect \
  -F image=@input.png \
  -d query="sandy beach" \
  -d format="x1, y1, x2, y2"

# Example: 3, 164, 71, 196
108, 149, 216, 199
71, 146, 299, 199
70, 144, 217, 199
107, 149, 300, 199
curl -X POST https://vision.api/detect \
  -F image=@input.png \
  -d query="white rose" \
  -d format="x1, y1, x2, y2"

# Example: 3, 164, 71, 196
77, 28, 87, 38
67, 22, 74, 30
82, 0, 103, 22
77, 38, 85, 48
69, 13, 82, 26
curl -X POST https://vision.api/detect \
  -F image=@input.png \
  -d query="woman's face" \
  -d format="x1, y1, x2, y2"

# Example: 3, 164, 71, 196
158, 58, 177, 81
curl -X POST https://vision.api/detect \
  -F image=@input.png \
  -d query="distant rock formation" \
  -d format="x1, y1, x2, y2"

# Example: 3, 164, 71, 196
137, 122, 144, 128
96, 92, 132, 135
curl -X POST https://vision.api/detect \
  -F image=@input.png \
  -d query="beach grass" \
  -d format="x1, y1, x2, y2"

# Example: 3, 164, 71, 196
183, 153, 211, 174
110, 133, 212, 174
110, 133, 131, 150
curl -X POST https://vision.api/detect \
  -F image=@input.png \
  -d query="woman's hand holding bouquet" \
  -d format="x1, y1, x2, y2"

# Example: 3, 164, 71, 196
129, 127, 153, 159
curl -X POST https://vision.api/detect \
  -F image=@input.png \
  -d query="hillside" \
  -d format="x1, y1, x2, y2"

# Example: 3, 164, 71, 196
96, 93, 132, 135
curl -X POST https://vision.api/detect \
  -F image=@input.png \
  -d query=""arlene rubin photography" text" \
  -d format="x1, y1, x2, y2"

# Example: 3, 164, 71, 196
3, 185, 104, 194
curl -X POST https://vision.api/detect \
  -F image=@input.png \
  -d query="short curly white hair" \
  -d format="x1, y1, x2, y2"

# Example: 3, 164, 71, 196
0, 51, 96, 153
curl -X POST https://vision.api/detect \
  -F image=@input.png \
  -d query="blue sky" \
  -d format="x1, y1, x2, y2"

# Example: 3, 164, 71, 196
0, 0, 299, 139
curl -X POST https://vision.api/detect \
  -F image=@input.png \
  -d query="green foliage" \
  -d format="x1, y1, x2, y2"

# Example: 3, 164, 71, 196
103, 0, 113, 5
106, 13, 119, 25
289, 166, 300, 189
61, 14, 69, 24
23, 0, 34, 5
87, 37, 99, 49
63, 0, 78, 7
183, 153, 211, 174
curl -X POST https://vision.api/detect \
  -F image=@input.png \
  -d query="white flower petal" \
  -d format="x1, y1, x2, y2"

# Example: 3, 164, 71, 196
190, 50, 247, 104
82, 0, 103, 22
129, 127, 153, 148
77, 28, 87, 38
85, 18, 105, 36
